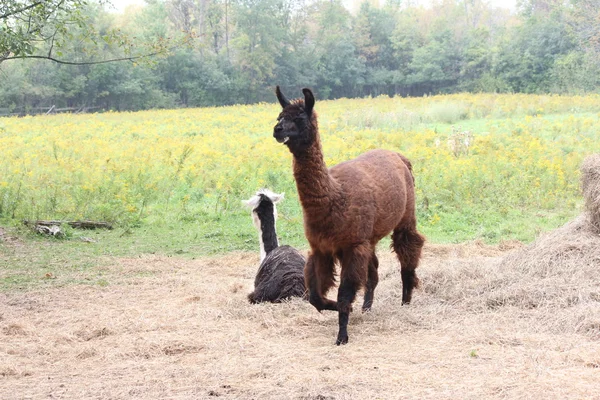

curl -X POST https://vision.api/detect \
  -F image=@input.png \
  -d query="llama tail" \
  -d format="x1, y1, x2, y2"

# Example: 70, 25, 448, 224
398, 153, 415, 184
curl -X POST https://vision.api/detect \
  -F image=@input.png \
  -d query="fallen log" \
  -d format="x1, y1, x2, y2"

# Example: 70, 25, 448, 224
23, 220, 113, 230
67, 221, 113, 230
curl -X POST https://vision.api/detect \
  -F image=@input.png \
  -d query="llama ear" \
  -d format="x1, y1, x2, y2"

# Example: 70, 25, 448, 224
275, 85, 290, 108
242, 195, 260, 209
302, 88, 315, 116
271, 192, 284, 204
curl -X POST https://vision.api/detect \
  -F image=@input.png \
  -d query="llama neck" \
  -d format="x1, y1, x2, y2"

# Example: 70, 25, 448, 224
292, 135, 339, 214
254, 204, 279, 262
259, 220, 279, 261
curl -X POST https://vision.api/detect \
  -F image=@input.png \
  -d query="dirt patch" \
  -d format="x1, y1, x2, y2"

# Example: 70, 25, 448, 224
2, 324, 27, 336
1, 243, 600, 399
74, 327, 113, 341
0, 227, 22, 247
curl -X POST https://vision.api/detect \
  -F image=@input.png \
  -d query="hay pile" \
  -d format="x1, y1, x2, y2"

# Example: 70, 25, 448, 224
501, 153, 600, 272
499, 213, 600, 278
487, 154, 600, 317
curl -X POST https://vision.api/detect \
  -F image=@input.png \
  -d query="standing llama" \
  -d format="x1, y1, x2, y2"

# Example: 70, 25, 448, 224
243, 189, 306, 304
273, 86, 425, 345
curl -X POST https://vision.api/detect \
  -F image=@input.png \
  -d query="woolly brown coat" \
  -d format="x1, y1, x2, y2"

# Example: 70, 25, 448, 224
297, 149, 417, 252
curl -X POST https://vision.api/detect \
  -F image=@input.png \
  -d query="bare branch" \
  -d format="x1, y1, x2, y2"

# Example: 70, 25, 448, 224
48, 28, 60, 58
3, 51, 165, 65
0, 2, 43, 20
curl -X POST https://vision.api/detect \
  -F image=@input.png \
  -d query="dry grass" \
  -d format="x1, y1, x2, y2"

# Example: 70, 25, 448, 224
499, 214, 600, 297
2, 241, 600, 399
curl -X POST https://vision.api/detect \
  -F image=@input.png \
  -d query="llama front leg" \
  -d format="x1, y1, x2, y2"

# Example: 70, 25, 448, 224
304, 251, 337, 312
336, 244, 370, 345
362, 252, 379, 312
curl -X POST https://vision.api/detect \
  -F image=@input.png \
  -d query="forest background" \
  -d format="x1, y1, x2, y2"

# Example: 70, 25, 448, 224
1, 0, 599, 114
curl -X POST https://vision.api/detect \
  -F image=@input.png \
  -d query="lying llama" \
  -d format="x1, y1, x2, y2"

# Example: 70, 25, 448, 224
243, 189, 306, 304
273, 86, 425, 345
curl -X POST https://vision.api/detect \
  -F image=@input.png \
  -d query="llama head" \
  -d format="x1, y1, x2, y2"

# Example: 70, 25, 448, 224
242, 189, 284, 230
243, 189, 284, 261
273, 86, 317, 153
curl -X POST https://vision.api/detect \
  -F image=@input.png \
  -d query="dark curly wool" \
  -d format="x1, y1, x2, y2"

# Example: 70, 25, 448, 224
247, 245, 306, 303
243, 189, 307, 304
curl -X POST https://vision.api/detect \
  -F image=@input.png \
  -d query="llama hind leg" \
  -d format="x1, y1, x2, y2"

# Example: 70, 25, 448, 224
362, 252, 379, 312
336, 244, 370, 345
392, 226, 425, 305
304, 252, 337, 312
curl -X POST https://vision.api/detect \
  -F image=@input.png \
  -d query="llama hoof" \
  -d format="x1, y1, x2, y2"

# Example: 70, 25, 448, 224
362, 300, 373, 312
335, 334, 349, 345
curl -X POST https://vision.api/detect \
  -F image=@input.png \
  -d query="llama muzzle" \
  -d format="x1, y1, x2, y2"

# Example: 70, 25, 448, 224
274, 134, 289, 144
273, 124, 289, 144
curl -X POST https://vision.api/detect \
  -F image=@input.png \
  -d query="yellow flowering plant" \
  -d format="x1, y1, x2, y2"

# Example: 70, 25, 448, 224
1, 93, 599, 244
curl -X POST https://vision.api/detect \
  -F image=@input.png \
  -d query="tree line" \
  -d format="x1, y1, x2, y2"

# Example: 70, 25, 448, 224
1, 0, 599, 114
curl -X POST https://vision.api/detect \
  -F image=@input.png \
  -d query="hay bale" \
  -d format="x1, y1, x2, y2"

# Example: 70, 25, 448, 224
581, 153, 600, 232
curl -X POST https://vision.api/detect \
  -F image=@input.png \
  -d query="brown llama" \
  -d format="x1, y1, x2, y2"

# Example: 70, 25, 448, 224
273, 86, 425, 345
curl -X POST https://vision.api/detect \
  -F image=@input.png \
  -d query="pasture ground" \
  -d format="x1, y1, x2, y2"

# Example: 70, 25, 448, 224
2, 238, 600, 399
